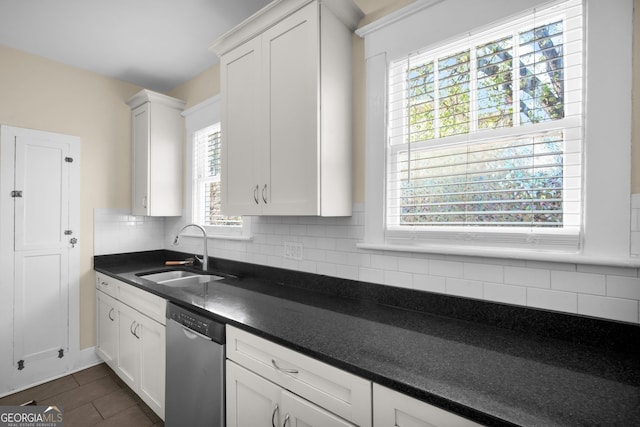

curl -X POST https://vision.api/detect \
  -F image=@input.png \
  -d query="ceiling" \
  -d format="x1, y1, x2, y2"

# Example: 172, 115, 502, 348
0, 0, 272, 92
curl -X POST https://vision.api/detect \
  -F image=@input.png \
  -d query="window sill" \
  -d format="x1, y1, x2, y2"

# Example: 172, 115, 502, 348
356, 242, 640, 268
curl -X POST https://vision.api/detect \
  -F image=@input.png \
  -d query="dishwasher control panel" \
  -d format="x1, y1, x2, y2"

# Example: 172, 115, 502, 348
166, 302, 225, 343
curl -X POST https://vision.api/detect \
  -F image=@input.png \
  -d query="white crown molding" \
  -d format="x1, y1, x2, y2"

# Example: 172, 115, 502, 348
210, 0, 362, 57
355, 0, 444, 38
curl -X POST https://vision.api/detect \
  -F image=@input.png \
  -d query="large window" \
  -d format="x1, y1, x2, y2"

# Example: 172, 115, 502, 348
358, 0, 634, 262
387, 1, 582, 238
192, 124, 242, 227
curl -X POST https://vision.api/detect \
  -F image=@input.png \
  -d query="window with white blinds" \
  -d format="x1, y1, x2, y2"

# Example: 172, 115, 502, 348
193, 124, 242, 227
386, 0, 583, 245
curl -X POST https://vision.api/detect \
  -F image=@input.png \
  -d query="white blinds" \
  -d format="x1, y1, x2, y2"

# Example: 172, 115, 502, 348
194, 124, 242, 227
387, 0, 583, 233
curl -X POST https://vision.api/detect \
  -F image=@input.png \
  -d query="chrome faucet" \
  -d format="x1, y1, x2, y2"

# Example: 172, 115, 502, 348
173, 224, 208, 272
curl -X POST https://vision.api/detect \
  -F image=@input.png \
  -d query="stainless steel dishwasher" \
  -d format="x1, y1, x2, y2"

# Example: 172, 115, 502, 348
165, 302, 225, 427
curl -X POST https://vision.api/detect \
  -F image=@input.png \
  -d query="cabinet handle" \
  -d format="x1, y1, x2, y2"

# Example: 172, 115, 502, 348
130, 321, 140, 339
108, 308, 115, 322
271, 404, 279, 427
262, 184, 268, 204
282, 414, 290, 427
100, 281, 109, 287
253, 185, 259, 204
271, 359, 298, 374
142, 196, 147, 208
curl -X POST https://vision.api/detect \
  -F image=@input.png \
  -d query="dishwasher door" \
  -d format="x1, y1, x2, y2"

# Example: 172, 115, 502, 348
165, 317, 224, 427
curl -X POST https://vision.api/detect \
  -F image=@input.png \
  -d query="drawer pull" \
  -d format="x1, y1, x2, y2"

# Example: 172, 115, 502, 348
108, 308, 115, 322
271, 359, 298, 374
271, 404, 279, 427
101, 281, 109, 286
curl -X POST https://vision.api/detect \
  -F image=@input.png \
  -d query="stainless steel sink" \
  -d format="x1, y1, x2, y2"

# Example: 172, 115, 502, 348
138, 270, 224, 287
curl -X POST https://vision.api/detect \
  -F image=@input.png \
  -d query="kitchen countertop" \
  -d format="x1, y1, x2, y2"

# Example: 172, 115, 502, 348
94, 251, 640, 427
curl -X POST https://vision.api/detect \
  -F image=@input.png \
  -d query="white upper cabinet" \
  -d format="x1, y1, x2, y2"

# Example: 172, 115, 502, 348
126, 90, 185, 216
212, 0, 362, 217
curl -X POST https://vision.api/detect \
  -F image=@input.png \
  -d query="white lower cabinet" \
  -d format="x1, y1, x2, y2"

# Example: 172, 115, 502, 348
227, 361, 356, 427
373, 384, 483, 427
96, 290, 118, 366
226, 325, 371, 427
95, 273, 166, 420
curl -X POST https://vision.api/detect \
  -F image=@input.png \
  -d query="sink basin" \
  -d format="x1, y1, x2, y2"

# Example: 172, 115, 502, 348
138, 270, 224, 287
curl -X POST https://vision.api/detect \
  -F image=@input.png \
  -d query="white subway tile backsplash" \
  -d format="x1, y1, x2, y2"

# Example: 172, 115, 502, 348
527, 288, 578, 313
551, 271, 606, 295
464, 263, 503, 283
607, 276, 640, 300
95, 201, 640, 324
484, 282, 527, 305
398, 257, 428, 275
316, 237, 337, 250
504, 266, 551, 289
430, 260, 464, 278
384, 270, 413, 288
359, 267, 385, 285
347, 252, 371, 268
336, 264, 359, 281
371, 254, 398, 271
578, 294, 639, 323
446, 278, 483, 299
413, 274, 446, 293
317, 262, 337, 277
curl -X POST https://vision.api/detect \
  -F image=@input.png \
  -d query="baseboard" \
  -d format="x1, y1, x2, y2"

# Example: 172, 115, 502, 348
0, 347, 103, 399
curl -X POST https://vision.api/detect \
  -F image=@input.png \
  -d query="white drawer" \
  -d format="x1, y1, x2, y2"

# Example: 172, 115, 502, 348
95, 272, 118, 298
117, 281, 166, 325
373, 384, 484, 427
226, 325, 372, 427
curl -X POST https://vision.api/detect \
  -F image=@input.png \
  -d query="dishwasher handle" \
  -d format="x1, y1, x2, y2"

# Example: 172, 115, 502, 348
180, 324, 212, 341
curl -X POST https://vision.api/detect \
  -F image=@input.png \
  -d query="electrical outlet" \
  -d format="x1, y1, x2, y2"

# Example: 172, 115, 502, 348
284, 241, 303, 260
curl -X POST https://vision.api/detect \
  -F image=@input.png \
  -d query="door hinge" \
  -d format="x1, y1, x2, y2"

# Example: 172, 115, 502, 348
17, 360, 24, 370
64, 230, 73, 235
11, 190, 23, 198
64, 157, 73, 163
58, 349, 64, 359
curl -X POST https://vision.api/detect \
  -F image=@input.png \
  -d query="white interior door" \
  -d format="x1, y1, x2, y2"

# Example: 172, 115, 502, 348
0, 125, 80, 395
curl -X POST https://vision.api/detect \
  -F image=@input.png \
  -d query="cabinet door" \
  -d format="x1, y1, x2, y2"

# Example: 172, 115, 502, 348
116, 303, 139, 392
280, 390, 356, 427
138, 315, 165, 419
226, 361, 280, 427
373, 384, 483, 427
131, 103, 150, 216
96, 291, 118, 368
263, 3, 320, 215
221, 36, 263, 216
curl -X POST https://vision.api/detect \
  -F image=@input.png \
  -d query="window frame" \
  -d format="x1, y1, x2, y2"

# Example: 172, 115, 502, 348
356, 0, 635, 265
183, 96, 251, 240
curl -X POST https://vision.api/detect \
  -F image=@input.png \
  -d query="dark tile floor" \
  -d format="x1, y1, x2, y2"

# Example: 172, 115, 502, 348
0, 363, 163, 427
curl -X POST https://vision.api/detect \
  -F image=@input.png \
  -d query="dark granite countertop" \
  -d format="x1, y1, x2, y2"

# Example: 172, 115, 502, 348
94, 250, 640, 427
